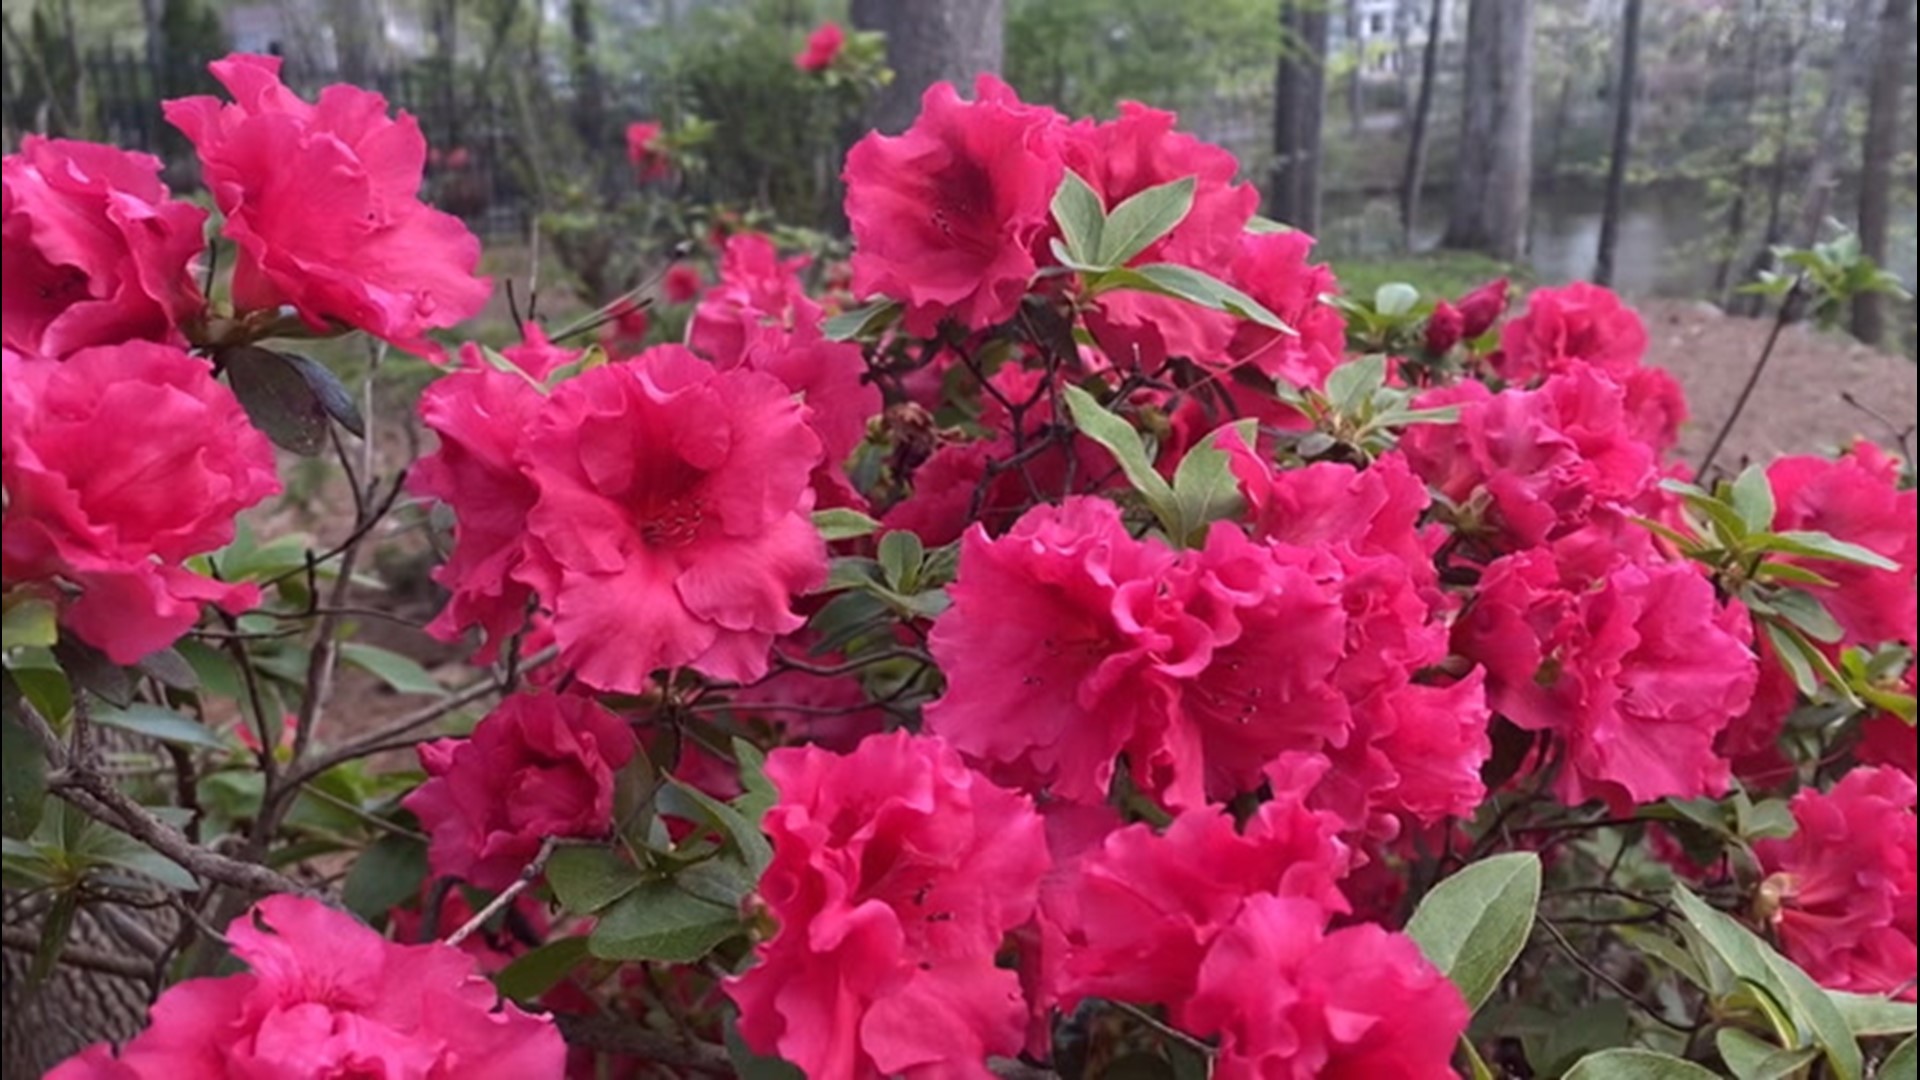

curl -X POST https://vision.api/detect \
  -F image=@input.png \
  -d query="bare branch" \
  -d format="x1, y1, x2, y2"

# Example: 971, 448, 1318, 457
445, 836, 556, 948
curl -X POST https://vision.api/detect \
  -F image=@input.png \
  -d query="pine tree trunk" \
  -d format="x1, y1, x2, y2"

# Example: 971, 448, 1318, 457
1270, 0, 1330, 232
850, 0, 1006, 136
1850, 0, 1913, 345
1594, 0, 1643, 286
1442, 0, 1533, 261
1399, 0, 1446, 248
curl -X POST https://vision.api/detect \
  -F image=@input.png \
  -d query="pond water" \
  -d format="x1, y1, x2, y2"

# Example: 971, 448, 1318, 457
1321, 183, 1919, 299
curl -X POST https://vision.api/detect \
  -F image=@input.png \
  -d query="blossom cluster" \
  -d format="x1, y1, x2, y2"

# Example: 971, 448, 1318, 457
12, 53, 1916, 1080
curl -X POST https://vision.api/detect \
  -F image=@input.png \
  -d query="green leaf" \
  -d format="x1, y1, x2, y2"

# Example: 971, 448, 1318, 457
28, 889, 78, 988
733, 738, 776, 825
1763, 531, 1901, 571
1755, 561, 1841, 589
1097, 174, 1196, 268
1762, 621, 1823, 697
1104, 263, 1293, 332
1374, 281, 1420, 317
1730, 467, 1778, 534
133, 648, 199, 691
1061, 384, 1174, 513
341, 834, 428, 922
1672, 885, 1863, 1080
54, 639, 133, 707
82, 833, 197, 891
224, 345, 336, 455
1245, 214, 1292, 234
822, 299, 900, 342
1, 690, 48, 840
1828, 991, 1918, 1039
1883, 1036, 1917, 1080
2, 597, 58, 650
281, 352, 365, 438
90, 704, 228, 750
813, 507, 881, 542
340, 643, 444, 697
1325, 355, 1389, 415
1461, 1035, 1497, 1080
1405, 852, 1542, 1011
1562, 1049, 1722, 1079
1718, 1028, 1821, 1080
547, 845, 645, 915
660, 777, 774, 875
1051, 171, 1107, 266
588, 879, 742, 963
495, 935, 593, 1001
1167, 421, 1253, 546
877, 531, 925, 594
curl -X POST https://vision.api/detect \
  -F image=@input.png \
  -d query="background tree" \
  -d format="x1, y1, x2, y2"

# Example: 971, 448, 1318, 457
1398, 0, 1445, 246
1443, 0, 1533, 261
1593, 0, 1642, 285
1851, 0, 1914, 345
852, 0, 1005, 134
1270, 0, 1329, 231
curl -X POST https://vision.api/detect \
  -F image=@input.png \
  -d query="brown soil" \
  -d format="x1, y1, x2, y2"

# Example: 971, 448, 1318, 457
1639, 298, 1918, 471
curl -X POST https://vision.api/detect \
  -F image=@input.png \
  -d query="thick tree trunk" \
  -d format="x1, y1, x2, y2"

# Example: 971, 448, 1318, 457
1789, 0, 1877, 247
1851, 0, 1913, 345
1594, 0, 1643, 286
850, 0, 1006, 135
1442, 0, 1533, 261
567, 0, 605, 148
1270, 0, 1330, 232
1541, 71, 1573, 193
1398, 0, 1446, 248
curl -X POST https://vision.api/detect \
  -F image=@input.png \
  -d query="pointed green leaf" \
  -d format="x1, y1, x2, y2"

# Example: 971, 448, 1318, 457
1405, 852, 1542, 1011
813, 507, 881, 542
1168, 421, 1254, 546
822, 299, 901, 342
1763, 531, 1901, 570
1061, 384, 1174, 512
91, 704, 229, 751
341, 834, 428, 922
1718, 1028, 1820, 1080
495, 935, 593, 1001
547, 845, 646, 915
1104, 262, 1295, 332
588, 879, 742, 962
1326, 355, 1389, 415
1563, 1049, 1722, 1079
1882, 1036, 1917, 1080
1730, 467, 1778, 534
877, 531, 925, 594
1762, 620, 1823, 697
1828, 990, 1917, 1038
340, 643, 445, 697
1097, 174, 1197, 268
1050, 171, 1107, 267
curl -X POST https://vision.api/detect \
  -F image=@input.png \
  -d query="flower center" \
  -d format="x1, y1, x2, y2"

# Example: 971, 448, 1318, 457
639, 494, 705, 548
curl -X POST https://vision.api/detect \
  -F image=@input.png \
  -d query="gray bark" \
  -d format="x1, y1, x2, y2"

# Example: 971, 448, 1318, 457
1398, 0, 1446, 247
1594, 0, 1643, 286
1788, 0, 1878, 247
1852, 0, 1914, 344
850, 0, 1006, 135
1270, 0, 1330, 233
1442, 0, 1533, 261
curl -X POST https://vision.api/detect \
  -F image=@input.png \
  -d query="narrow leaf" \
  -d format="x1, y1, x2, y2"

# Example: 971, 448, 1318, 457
1827, 991, 1918, 1039
547, 845, 646, 915
1883, 1035, 1917, 1080
1562, 1049, 1722, 1079
822, 299, 900, 342
813, 507, 881, 542
340, 643, 445, 697
1168, 421, 1253, 546
91, 704, 229, 750
1097, 174, 1197, 268
495, 936, 593, 1001
1325, 355, 1389, 414
1050, 171, 1107, 267
1061, 384, 1174, 511
588, 879, 742, 963
1765, 531, 1901, 571
1731, 467, 1778, 534
1, 597, 58, 650
224, 345, 333, 455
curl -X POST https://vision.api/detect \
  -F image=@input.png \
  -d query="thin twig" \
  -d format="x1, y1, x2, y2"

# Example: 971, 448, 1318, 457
446, 837, 558, 947
1538, 916, 1701, 1033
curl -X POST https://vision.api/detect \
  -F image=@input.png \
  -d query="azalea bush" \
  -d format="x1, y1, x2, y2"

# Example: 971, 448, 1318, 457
2, 51, 1917, 1080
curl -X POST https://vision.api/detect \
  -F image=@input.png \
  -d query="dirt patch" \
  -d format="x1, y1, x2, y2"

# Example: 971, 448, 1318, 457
1639, 298, 1918, 472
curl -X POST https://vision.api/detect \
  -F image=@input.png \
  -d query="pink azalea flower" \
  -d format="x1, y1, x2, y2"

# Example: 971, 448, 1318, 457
1495, 281, 1650, 383
411, 362, 546, 662
1179, 894, 1469, 1079
45, 895, 564, 1079
727, 732, 1048, 1079
403, 692, 638, 891
844, 76, 1064, 335
516, 346, 826, 689
625, 120, 672, 182
926, 497, 1348, 810
2, 136, 207, 358
164, 54, 490, 357
795, 22, 846, 72
1221, 230, 1348, 389
2, 344, 278, 663
688, 232, 821, 366
1756, 766, 1918, 999
1458, 537, 1758, 809
1766, 441, 1917, 647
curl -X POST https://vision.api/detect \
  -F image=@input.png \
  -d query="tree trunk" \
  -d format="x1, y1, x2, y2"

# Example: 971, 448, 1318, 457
328, 0, 386, 84
1594, 0, 1643, 286
1713, 0, 1767, 298
850, 0, 1006, 135
1346, 0, 1364, 136
1541, 71, 1572, 193
1399, 0, 1446, 247
1270, 0, 1330, 232
1789, 0, 1878, 247
1851, 0, 1913, 344
567, 0, 605, 148
1442, 0, 1533, 261
432, 0, 459, 146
